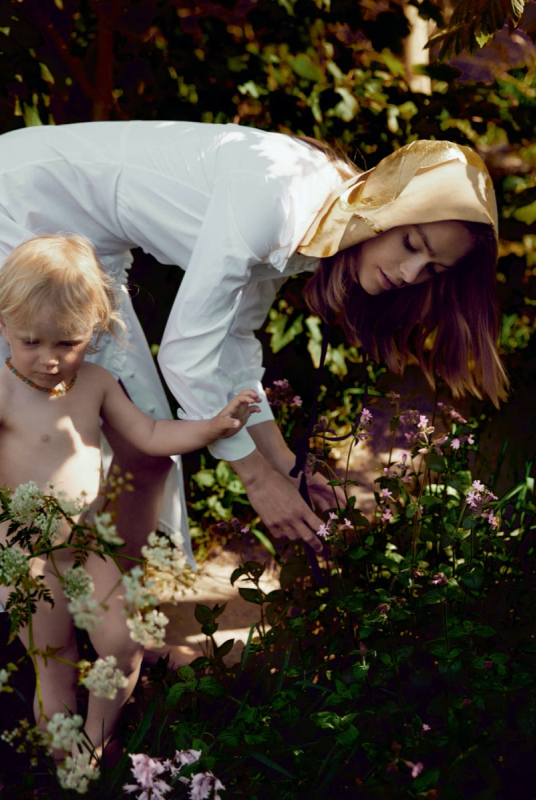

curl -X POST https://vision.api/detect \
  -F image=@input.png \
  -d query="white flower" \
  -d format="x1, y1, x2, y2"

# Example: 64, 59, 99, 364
127, 609, 169, 647
82, 656, 128, 700
46, 712, 84, 752
189, 771, 225, 800
61, 566, 103, 630
0, 545, 29, 585
142, 532, 187, 575
68, 595, 103, 632
56, 751, 100, 794
122, 567, 158, 609
94, 512, 124, 546
9, 481, 45, 525
51, 487, 86, 517
62, 566, 95, 601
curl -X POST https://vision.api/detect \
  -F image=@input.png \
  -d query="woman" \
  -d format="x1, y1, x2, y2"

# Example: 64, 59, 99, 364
0, 121, 506, 560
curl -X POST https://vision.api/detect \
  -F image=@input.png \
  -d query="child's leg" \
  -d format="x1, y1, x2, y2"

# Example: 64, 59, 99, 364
101, 419, 173, 564
15, 569, 80, 754
84, 552, 143, 754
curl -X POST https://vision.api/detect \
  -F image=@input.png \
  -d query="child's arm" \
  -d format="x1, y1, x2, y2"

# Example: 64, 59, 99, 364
98, 366, 261, 456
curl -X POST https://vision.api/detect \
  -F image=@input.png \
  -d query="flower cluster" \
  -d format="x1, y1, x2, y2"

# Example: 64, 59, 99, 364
56, 752, 100, 794
400, 407, 474, 454
316, 511, 352, 541
121, 532, 193, 647
0, 544, 29, 586
383, 452, 412, 483
46, 712, 85, 752
354, 407, 373, 441
62, 566, 103, 632
265, 378, 302, 409
1, 718, 49, 765
0, 662, 16, 693
82, 656, 129, 700
127, 608, 170, 648
124, 750, 225, 800
466, 480, 500, 529
142, 532, 192, 603
93, 511, 124, 546
8, 481, 86, 542
9, 481, 46, 526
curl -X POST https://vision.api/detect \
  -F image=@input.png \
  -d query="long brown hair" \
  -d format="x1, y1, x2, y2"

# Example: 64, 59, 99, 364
304, 221, 508, 406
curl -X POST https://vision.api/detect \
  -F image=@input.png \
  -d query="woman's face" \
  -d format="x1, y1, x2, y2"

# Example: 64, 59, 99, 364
353, 221, 474, 295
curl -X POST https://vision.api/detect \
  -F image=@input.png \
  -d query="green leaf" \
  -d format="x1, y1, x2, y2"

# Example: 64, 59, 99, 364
167, 680, 198, 706
336, 724, 359, 747
216, 638, 235, 658
251, 528, 277, 556
179, 665, 196, 681
413, 767, 440, 792
266, 310, 304, 354
289, 53, 323, 82
239, 587, 265, 605
197, 675, 226, 698
459, 567, 484, 589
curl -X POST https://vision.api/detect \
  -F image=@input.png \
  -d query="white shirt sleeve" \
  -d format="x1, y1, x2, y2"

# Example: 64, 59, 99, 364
158, 171, 292, 461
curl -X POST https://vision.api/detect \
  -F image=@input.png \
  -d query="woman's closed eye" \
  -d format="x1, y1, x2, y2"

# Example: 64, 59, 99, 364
403, 233, 418, 253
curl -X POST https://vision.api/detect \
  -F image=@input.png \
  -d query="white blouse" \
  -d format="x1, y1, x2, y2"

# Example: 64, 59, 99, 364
0, 120, 345, 556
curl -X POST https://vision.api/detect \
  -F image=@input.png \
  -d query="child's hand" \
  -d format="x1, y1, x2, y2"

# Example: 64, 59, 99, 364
212, 389, 262, 440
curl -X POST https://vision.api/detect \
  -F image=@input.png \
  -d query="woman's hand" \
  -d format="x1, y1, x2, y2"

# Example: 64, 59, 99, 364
229, 448, 325, 553
229, 421, 346, 552
211, 390, 261, 440
248, 420, 347, 510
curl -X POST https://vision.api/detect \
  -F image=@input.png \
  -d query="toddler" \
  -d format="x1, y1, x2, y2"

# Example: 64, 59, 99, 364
0, 234, 260, 761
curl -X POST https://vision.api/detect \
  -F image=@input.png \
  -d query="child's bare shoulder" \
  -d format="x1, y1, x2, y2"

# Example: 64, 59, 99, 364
78, 361, 116, 388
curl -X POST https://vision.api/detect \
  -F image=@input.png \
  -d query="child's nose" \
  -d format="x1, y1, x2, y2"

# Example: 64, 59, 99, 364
40, 349, 59, 364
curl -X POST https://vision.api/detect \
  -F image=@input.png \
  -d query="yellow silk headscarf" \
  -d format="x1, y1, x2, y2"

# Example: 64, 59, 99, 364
297, 139, 498, 259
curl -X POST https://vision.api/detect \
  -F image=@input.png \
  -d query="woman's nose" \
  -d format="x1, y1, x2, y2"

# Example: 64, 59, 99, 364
399, 254, 428, 285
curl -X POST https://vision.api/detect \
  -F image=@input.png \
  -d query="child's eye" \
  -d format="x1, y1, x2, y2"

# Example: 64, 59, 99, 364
22, 340, 37, 346
60, 342, 75, 348
403, 234, 418, 253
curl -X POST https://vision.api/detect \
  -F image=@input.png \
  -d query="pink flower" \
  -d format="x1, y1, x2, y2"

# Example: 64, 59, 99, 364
175, 749, 202, 767
410, 761, 424, 778
124, 754, 172, 799
382, 508, 394, 523
422, 723, 431, 733
189, 771, 225, 800
291, 395, 303, 407
467, 434, 475, 444
316, 523, 330, 539
380, 488, 393, 500
451, 438, 461, 450
361, 408, 373, 424
462, 697, 471, 707
378, 603, 390, 615
430, 572, 448, 586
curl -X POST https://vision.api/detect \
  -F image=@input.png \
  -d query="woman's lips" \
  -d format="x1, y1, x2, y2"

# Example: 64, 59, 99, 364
379, 269, 397, 291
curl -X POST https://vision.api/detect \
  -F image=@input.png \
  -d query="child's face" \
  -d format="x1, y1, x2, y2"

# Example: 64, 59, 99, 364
0, 307, 93, 391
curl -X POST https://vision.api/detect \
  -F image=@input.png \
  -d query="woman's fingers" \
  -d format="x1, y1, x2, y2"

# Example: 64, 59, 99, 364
306, 472, 346, 512
245, 470, 324, 553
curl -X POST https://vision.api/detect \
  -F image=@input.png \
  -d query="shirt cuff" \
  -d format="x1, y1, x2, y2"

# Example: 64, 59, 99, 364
208, 426, 257, 462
